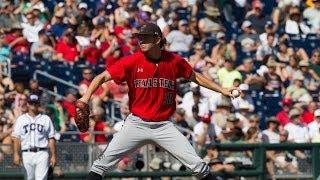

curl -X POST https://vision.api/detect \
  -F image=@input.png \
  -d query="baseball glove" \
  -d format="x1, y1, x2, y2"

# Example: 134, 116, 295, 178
74, 100, 90, 132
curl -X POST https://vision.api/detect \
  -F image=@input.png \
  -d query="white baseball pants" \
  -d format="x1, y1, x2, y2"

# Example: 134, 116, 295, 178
91, 114, 210, 179
22, 151, 49, 180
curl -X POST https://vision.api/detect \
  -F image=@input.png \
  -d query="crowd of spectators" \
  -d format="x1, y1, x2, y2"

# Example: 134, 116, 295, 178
0, 0, 320, 178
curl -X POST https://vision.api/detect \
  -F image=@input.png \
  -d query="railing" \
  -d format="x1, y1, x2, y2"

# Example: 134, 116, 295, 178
33, 70, 78, 96
39, 86, 65, 99
33, 70, 79, 89
1, 140, 319, 179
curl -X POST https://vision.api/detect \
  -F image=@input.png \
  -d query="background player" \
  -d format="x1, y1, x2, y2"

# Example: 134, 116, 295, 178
77, 23, 238, 180
12, 94, 57, 180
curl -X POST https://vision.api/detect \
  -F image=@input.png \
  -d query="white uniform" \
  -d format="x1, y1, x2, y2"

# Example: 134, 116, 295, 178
12, 113, 55, 180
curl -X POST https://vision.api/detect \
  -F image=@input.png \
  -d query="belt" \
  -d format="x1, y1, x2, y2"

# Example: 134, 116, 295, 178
22, 147, 48, 152
131, 113, 168, 122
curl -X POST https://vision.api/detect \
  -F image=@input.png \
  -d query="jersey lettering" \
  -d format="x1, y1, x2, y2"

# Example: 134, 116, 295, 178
23, 123, 44, 134
164, 92, 174, 105
133, 78, 175, 90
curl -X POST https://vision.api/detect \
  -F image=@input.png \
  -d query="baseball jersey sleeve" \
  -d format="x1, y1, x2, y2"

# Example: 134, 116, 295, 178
106, 56, 133, 84
176, 57, 193, 79
47, 116, 55, 139
11, 117, 22, 138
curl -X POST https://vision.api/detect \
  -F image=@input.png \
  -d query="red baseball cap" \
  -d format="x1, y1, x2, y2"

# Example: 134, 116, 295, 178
282, 98, 292, 106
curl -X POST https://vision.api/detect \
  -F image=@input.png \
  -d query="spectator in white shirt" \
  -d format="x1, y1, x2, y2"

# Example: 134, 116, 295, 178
166, 20, 193, 56
232, 83, 255, 112
210, 98, 232, 129
179, 86, 210, 119
237, 20, 260, 53
21, 12, 44, 43
285, 6, 311, 35
271, 130, 299, 175
303, 0, 320, 33
193, 114, 222, 148
235, 102, 252, 132
259, 21, 278, 46
256, 33, 277, 61
284, 108, 310, 143
188, 83, 222, 113
308, 109, 320, 141
262, 117, 280, 143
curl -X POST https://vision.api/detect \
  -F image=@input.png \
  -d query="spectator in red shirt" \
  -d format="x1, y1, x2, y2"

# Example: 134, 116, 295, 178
100, 33, 120, 64
90, 106, 114, 144
4, 24, 29, 55
55, 28, 80, 63
301, 102, 317, 125
81, 39, 101, 65
114, 18, 132, 44
79, 68, 108, 107
80, 106, 114, 144
105, 47, 122, 67
121, 38, 139, 56
276, 98, 292, 126
61, 88, 78, 119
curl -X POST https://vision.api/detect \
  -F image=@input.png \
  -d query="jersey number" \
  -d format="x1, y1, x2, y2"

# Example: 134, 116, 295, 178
164, 92, 174, 105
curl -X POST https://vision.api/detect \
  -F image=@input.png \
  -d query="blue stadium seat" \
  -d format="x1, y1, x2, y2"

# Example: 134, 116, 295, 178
27, 61, 42, 70
263, 95, 282, 117
307, 34, 318, 40
223, 21, 239, 39
49, 65, 73, 81
11, 64, 32, 82
95, 65, 106, 75
12, 54, 29, 65
42, 0, 57, 13
261, 0, 277, 15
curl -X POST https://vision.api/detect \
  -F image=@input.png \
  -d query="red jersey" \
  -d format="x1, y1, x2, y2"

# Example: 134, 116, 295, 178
301, 110, 314, 125
276, 110, 290, 126
5, 33, 29, 54
55, 39, 78, 62
79, 121, 108, 143
83, 46, 101, 65
106, 50, 193, 121
62, 100, 76, 118
94, 120, 108, 143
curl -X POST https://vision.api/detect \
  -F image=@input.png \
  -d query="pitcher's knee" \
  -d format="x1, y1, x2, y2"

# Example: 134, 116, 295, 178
192, 162, 210, 179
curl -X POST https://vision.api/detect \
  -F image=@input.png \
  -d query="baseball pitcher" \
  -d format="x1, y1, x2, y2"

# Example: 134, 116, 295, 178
75, 23, 239, 180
